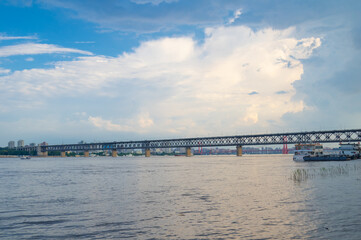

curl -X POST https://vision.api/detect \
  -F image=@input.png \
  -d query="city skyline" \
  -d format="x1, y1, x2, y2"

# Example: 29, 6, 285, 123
1, 0, 360, 145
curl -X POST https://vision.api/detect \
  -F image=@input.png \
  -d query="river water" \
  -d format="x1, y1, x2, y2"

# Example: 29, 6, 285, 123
1, 155, 361, 239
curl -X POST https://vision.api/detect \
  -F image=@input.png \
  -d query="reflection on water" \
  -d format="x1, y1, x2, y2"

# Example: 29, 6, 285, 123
1, 155, 361, 239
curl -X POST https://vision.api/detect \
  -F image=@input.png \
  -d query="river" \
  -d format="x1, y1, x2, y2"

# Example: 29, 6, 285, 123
1, 155, 361, 239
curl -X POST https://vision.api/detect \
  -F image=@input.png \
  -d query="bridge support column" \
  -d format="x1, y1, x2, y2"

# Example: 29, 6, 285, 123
84, 151, 89, 157
236, 145, 242, 156
38, 151, 48, 157
37, 146, 48, 157
145, 148, 151, 157
61, 151, 66, 158
186, 147, 192, 157
112, 149, 117, 157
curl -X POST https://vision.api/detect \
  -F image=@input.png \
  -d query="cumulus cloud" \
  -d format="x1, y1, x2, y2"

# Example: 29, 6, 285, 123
0, 43, 92, 57
88, 116, 131, 132
0, 25, 321, 136
291, 37, 322, 59
88, 113, 154, 132
282, 17, 361, 130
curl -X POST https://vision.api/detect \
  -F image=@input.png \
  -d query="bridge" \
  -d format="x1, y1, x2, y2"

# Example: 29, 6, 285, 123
18, 128, 361, 157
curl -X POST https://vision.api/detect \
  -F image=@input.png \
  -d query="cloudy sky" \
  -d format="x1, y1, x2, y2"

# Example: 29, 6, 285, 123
0, 0, 360, 146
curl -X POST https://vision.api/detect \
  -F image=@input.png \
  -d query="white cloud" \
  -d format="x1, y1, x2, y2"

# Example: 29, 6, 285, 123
88, 113, 154, 132
138, 113, 154, 128
25, 57, 34, 61
74, 112, 87, 117
0, 35, 37, 41
291, 37, 322, 59
88, 116, 131, 132
228, 8, 242, 24
0, 68, 10, 74
0, 43, 92, 57
0, 25, 321, 136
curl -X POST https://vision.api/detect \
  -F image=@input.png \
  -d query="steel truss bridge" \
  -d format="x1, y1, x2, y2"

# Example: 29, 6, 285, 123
24, 129, 361, 152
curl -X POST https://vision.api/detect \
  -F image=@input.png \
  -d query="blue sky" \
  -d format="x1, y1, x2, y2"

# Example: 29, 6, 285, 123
0, 0, 360, 146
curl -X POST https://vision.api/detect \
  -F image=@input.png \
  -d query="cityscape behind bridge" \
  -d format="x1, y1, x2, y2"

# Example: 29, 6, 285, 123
13, 128, 361, 157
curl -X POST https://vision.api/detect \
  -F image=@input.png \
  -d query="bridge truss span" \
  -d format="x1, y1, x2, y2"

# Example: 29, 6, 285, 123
42, 129, 361, 152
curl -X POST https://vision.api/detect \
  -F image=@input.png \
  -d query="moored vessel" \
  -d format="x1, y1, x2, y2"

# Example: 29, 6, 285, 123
293, 143, 323, 161
303, 154, 350, 161
293, 142, 361, 162
338, 143, 361, 159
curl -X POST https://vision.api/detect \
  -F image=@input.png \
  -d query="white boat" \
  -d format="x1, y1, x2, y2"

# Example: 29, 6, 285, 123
339, 143, 361, 158
20, 156, 31, 160
293, 142, 361, 162
293, 143, 323, 161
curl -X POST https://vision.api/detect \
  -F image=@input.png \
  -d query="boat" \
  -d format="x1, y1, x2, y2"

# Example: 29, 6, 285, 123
20, 156, 31, 160
303, 155, 350, 161
293, 142, 361, 162
293, 143, 324, 161
338, 143, 361, 159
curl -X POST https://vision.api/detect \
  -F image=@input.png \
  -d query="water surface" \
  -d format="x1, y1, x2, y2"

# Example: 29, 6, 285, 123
1, 155, 361, 239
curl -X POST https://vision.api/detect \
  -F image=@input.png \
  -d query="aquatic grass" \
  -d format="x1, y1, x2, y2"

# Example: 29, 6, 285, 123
292, 169, 310, 182
291, 163, 361, 182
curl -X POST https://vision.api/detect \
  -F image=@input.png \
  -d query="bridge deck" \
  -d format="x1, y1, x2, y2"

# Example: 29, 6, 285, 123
18, 129, 361, 152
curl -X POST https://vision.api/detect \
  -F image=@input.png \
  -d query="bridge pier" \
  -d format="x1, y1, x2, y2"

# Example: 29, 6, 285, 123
61, 151, 66, 157
84, 151, 90, 157
112, 149, 117, 157
236, 145, 242, 156
37, 145, 48, 157
145, 148, 151, 157
186, 147, 192, 157
37, 151, 48, 157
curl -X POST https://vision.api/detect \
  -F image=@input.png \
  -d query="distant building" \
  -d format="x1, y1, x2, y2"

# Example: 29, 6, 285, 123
134, 149, 143, 154
39, 142, 48, 146
29, 143, 36, 147
17, 140, 24, 148
8, 141, 15, 149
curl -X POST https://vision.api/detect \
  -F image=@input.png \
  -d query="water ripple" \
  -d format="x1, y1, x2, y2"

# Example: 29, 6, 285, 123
1, 156, 361, 239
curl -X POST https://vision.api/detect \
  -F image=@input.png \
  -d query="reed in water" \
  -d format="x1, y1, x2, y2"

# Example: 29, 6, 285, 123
291, 164, 361, 182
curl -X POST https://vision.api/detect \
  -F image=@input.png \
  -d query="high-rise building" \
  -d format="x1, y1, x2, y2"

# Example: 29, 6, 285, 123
29, 143, 36, 147
17, 140, 24, 148
8, 141, 15, 149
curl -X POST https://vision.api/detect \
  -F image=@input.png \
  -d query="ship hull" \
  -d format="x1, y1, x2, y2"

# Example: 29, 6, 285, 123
303, 155, 350, 161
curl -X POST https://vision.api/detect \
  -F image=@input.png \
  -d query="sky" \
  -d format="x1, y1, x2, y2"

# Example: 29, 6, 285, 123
0, 0, 360, 146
